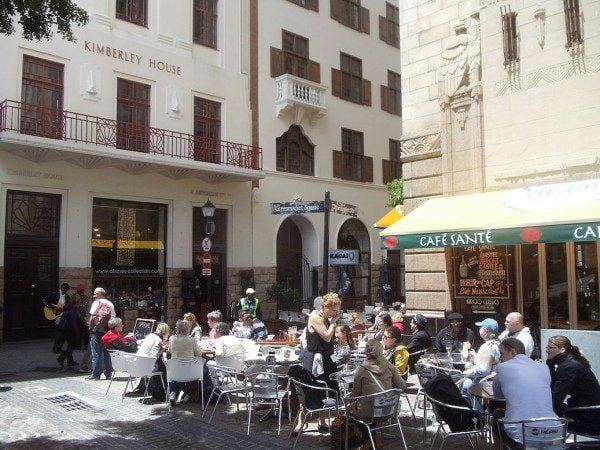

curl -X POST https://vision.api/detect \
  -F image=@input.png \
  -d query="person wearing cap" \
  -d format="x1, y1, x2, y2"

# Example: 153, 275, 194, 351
433, 312, 475, 353
240, 287, 262, 320
406, 314, 431, 371
72, 285, 90, 322
462, 318, 501, 401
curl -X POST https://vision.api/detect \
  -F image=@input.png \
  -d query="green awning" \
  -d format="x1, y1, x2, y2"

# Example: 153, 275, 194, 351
380, 179, 600, 250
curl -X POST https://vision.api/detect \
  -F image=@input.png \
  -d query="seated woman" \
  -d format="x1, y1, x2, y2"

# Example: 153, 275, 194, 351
350, 339, 406, 446
332, 324, 356, 368
406, 314, 431, 372
382, 325, 409, 377
374, 313, 392, 341
167, 319, 202, 406
349, 313, 364, 331
461, 318, 500, 403
136, 322, 170, 399
101, 317, 138, 353
390, 311, 404, 333
183, 312, 202, 339
546, 335, 600, 436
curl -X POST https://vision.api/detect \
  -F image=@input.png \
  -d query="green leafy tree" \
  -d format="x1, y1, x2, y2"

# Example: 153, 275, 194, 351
0, 0, 88, 41
386, 177, 404, 207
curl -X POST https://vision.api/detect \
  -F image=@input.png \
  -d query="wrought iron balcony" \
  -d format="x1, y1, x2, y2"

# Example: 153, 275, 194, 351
0, 100, 263, 182
275, 74, 327, 124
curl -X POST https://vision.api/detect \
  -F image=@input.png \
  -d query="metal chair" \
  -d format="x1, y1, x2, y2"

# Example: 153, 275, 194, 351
106, 351, 164, 403
164, 356, 205, 412
426, 394, 486, 449
215, 352, 245, 372
288, 379, 339, 449
202, 365, 248, 424
343, 388, 407, 450
498, 416, 568, 449
246, 371, 290, 435
564, 405, 600, 443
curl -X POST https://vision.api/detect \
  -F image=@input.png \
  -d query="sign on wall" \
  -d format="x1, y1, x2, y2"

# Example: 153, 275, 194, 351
329, 249, 357, 265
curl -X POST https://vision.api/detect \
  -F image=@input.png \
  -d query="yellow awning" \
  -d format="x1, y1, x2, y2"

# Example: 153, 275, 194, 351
381, 179, 600, 249
374, 205, 404, 229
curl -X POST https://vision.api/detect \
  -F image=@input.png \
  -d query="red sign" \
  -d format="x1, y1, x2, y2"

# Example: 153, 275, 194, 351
202, 252, 212, 270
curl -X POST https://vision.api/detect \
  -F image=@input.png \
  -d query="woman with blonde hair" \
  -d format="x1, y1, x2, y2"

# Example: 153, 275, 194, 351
183, 312, 202, 338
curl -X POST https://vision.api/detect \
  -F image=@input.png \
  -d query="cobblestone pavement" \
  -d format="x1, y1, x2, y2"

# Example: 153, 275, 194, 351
0, 339, 469, 449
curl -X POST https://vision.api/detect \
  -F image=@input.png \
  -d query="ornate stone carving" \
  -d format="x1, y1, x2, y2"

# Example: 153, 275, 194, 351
534, 6, 546, 48
400, 133, 441, 159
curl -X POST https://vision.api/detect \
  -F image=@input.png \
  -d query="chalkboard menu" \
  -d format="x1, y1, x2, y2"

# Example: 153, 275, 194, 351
453, 245, 511, 314
133, 318, 157, 341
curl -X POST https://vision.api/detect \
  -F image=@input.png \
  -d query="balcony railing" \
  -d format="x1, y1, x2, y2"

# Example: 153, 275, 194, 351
0, 100, 262, 170
275, 74, 327, 124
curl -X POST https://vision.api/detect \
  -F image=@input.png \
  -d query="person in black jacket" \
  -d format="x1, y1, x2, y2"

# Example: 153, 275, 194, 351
406, 314, 431, 372
56, 298, 86, 367
546, 335, 600, 436
42, 283, 71, 353
433, 312, 475, 353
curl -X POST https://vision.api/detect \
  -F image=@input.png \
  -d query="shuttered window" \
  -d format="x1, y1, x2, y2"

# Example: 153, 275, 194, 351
270, 31, 320, 83
382, 139, 402, 184
381, 70, 401, 115
331, 53, 370, 106
286, 0, 319, 11
501, 10, 518, 66
379, 2, 399, 48
330, 0, 369, 34
564, 0, 582, 48
332, 129, 372, 182
193, 0, 218, 48
116, 0, 147, 27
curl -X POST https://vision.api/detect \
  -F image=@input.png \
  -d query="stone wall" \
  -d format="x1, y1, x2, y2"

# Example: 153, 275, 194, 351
58, 267, 93, 298
166, 268, 184, 325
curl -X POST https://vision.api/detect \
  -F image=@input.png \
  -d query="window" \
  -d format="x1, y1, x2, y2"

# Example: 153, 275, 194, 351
193, 0, 218, 48
331, 53, 370, 106
116, 78, 150, 152
381, 70, 401, 115
270, 31, 320, 83
379, 2, 399, 48
332, 128, 373, 182
382, 139, 402, 184
286, 0, 318, 11
501, 10, 518, 66
20, 55, 64, 139
276, 125, 314, 175
564, 0, 582, 48
116, 0, 147, 27
330, 0, 369, 34
193, 97, 221, 163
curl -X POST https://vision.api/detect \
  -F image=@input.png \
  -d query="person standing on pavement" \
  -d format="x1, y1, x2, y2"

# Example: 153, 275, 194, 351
433, 312, 475, 353
42, 282, 71, 354
498, 311, 535, 358
87, 287, 115, 380
227, 292, 242, 325
240, 288, 262, 320
56, 297, 86, 368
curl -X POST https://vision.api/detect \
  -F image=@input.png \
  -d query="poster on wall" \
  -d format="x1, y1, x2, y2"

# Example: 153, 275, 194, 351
453, 245, 511, 314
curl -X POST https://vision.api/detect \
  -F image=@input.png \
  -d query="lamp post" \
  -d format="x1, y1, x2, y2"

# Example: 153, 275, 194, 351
201, 199, 216, 312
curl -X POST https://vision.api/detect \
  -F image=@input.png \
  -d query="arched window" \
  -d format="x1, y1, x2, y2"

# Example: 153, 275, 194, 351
276, 125, 314, 175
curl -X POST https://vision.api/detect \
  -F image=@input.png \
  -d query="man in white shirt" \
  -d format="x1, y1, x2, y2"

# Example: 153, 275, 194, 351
213, 322, 244, 358
87, 287, 116, 380
498, 312, 535, 358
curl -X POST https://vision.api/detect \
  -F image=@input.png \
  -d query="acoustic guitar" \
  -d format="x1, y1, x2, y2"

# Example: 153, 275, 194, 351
43, 304, 63, 321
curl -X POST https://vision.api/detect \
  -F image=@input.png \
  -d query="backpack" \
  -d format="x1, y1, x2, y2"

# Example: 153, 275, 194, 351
90, 300, 111, 333
424, 373, 479, 432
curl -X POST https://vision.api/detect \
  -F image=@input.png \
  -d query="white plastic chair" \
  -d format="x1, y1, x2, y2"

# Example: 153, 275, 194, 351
164, 356, 206, 412
106, 351, 164, 403
215, 352, 245, 372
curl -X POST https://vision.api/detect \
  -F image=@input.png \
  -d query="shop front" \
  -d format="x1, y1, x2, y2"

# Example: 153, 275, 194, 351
381, 179, 600, 350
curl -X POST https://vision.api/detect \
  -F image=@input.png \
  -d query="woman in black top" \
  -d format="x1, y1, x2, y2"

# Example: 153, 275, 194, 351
546, 335, 600, 436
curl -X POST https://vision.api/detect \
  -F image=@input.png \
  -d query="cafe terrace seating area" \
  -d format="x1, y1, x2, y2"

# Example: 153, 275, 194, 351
102, 334, 600, 449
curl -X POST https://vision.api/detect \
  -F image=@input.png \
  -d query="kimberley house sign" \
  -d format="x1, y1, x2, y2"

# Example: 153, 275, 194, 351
84, 41, 182, 75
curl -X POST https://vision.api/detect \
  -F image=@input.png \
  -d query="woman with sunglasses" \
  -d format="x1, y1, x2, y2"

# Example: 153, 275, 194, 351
382, 325, 409, 376
546, 335, 600, 436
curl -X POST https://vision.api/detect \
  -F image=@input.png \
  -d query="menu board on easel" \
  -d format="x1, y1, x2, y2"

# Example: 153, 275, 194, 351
133, 318, 157, 341
453, 245, 511, 314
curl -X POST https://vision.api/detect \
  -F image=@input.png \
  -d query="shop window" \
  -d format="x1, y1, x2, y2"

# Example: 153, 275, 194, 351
332, 53, 371, 106
330, 0, 369, 34
116, 0, 147, 27
379, 2, 399, 48
276, 125, 314, 175
382, 139, 402, 184
270, 31, 320, 83
193, 96, 221, 163
564, 0, 582, 48
381, 70, 401, 115
546, 243, 570, 329
20, 55, 64, 139
193, 0, 218, 49
575, 242, 599, 327
116, 78, 150, 152
501, 10, 518, 66
286, 0, 318, 11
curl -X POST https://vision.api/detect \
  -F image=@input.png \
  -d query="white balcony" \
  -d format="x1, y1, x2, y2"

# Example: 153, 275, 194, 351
275, 74, 327, 125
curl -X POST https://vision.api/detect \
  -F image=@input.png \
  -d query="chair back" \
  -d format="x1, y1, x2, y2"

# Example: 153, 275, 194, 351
109, 351, 127, 372
247, 372, 284, 400
165, 357, 205, 383
124, 353, 157, 378
215, 352, 245, 371
372, 390, 401, 419
499, 417, 568, 449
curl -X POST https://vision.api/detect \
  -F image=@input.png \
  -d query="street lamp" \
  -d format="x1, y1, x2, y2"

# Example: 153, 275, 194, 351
201, 199, 216, 312
201, 199, 216, 218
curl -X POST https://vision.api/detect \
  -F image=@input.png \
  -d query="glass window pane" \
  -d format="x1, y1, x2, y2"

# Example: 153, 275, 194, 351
546, 243, 570, 329
575, 242, 599, 328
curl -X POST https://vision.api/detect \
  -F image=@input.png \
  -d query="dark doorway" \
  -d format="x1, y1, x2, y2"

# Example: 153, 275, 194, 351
4, 190, 61, 340
276, 218, 303, 291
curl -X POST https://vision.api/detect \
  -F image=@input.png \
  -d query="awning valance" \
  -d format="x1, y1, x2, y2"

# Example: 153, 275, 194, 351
380, 179, 600, 250
373, 205, 404, 229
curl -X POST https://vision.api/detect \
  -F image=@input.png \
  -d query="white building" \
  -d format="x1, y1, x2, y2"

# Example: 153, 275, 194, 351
0, 0, 402, 340
391, 0, 600, 342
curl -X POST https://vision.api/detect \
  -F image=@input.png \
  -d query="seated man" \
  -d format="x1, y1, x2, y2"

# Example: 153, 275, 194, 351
433, 312, 475, 353
492, 338, 557, 447
232, 306, 252, 339
241, 313, 268, 341
102, 317, 138, 353
213, 322, 244, 368
499, 312, 535, 358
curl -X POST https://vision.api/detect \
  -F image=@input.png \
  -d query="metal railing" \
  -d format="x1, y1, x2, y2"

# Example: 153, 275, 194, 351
0, 99, 262, 170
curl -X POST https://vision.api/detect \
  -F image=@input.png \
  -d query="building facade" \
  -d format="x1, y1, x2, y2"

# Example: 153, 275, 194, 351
0, 0, 402, 340
398, 0, 600, 346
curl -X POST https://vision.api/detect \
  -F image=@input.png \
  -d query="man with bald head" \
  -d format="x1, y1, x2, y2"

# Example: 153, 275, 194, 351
498, 312, 535, 358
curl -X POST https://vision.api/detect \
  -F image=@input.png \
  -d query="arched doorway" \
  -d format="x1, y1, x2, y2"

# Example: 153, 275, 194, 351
337, 218, 372, 308
276, 218, 303, 291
